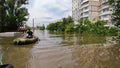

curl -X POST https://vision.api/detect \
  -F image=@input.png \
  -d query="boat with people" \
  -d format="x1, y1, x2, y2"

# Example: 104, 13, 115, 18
13, 36, 39, 45
13, 17, 39, 45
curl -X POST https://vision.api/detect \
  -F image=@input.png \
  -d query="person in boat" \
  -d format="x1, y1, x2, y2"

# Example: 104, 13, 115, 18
26, 29, 33, 38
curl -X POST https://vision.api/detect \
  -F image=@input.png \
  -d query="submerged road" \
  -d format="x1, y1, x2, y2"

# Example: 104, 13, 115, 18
0, 30, 120, 68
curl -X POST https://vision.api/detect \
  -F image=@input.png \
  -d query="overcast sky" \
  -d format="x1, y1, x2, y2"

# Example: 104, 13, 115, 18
26, 0, 72, 27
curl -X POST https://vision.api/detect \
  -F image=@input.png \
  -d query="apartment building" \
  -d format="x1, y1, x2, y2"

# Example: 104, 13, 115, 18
72, 0, 112, 22
100, 0, 112, 22
80, 0, 100, 22
72, 0, 79, 21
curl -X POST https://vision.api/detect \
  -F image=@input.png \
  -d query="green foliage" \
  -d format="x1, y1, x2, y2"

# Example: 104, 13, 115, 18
47, 17, 118, 35
76, 19, 117, 35
75, 19, 92, 33
92, 20, 107, 34
108, 0, 115, 5
0, 0, 29, 32
62, 16, 74, 32
0, 0, 7, 32
47, 16, 74, 32
47, 22, 56, 31
65, 23, 74, 32
37, 24, 45, 30
108, 0, 120, 27
108, 27, 118, 35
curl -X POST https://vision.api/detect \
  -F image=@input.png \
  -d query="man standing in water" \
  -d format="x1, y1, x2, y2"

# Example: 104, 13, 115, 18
26, 29, 33, 38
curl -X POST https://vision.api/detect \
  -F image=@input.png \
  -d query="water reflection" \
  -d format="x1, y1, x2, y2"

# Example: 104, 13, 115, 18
0, 30, 120, 68
3, 47, 30, 68
27, 46, 73, 68
27, 30, 73, 68
71, 44, 120, 68
60, 34, 106, 46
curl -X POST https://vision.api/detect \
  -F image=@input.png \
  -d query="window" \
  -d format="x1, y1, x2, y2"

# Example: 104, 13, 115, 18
102, 8, 109, 12
84, 6, 88, 10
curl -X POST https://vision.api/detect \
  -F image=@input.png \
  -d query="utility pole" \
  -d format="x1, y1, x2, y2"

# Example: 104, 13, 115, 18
33, 18, 34, 33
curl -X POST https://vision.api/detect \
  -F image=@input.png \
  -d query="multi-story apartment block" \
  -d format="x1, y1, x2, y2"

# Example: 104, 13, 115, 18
99, 0, 112, 23
80, 0, 100, 22
72, 0, 112, 23
72, 0, 80, 21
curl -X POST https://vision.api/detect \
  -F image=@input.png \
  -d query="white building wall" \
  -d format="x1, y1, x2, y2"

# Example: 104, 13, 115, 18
72, 0, 79, 21
100, 0, 111, 22
72, 0, 112, 23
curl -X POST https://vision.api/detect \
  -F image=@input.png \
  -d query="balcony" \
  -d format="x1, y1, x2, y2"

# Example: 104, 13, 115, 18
81, 4, 89, 9
101, 14, 111, 20
101, 0, 108, 4
81, 0, 89, 5
101, 5, 109, 10
101, 11, 111, 16
82, 9, 89, 13
81, 6, 89, 13
101, 17, 110, 21
81, 14, 89, 18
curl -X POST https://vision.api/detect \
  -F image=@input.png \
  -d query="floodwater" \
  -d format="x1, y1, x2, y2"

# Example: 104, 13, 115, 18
0, 30, 120, 68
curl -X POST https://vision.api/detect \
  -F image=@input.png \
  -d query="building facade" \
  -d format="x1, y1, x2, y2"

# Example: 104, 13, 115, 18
72, 0, 79, 21
99, 0, 112, 22
80, 0, 100, 22
72, 0, 111, 22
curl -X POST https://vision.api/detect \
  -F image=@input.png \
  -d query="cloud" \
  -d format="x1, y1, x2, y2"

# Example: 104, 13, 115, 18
42, 17, 53, 20
26, 0, 72, 27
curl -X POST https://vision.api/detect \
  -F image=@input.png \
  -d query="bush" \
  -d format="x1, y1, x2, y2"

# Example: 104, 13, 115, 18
65, 23, 74, 32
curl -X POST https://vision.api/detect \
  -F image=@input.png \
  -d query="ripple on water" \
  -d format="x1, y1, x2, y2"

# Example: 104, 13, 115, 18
27, 46, 73, 68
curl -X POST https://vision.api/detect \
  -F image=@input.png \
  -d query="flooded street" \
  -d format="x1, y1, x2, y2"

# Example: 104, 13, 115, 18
0, 30, 120, 68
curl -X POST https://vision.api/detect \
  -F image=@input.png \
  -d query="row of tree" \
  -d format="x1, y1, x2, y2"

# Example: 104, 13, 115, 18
46, 0, 120, 36
75, 19, 118, 35
47, 16, 74, 32
37, 24, 45, 30
0, 0, 29, 32
47, 17, 118, 35
108, 0, 120, 27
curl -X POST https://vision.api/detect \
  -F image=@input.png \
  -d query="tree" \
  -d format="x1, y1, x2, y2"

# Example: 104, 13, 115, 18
62, 16, 74, 32
108, 0, 120, 27
47, 23, 56, 31
93, 20, 107, 34
47, 16, 74, 32
6, 0, 29, 30
65, 23, 74, 32
38, 24, 45, 30
0, 0, 7, 32
75, 19, 92, 34
67, 16, 74, 24
0, 0, 29, 32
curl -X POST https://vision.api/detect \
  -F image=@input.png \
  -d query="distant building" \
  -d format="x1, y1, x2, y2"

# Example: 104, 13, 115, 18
72, 0, 112, 23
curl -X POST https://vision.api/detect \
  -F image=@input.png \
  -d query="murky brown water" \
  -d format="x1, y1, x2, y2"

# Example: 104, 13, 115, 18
0, 30, 120, 68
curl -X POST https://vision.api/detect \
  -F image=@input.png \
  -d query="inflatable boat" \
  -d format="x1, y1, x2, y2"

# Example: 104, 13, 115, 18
13, 36, 39, 45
